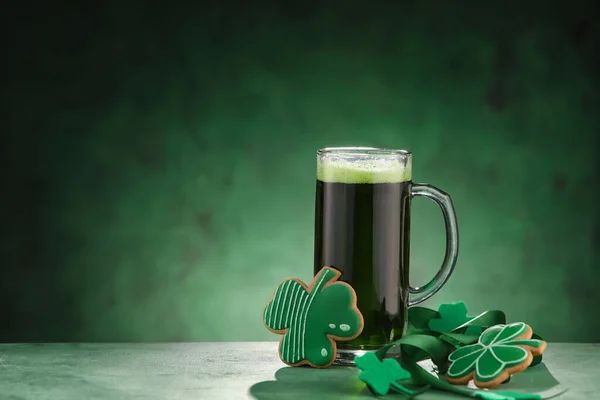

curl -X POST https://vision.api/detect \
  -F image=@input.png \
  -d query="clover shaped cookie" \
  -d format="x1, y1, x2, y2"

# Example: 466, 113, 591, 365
263, 266, 364, 368
446, 322, 547, 388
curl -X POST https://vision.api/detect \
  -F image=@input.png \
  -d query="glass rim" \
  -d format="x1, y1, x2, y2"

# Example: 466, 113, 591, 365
317, 147, 412, 157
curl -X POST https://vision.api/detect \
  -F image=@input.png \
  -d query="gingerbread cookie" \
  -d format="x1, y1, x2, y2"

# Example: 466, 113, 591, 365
446, 322, 547, 388
263, 266, 364, 368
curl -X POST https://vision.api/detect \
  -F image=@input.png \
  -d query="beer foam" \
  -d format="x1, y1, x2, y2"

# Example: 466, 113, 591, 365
317, 156, 412, 184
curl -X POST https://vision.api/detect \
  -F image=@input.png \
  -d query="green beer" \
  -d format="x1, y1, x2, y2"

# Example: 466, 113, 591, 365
314, 151, 412, 349
313, 147, 459, 362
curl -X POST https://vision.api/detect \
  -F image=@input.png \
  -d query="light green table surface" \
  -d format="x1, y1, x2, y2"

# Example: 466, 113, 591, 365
0, 342, 597, 399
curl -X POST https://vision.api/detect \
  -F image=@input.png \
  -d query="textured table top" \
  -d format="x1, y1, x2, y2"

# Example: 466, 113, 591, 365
0, 342, 598, 400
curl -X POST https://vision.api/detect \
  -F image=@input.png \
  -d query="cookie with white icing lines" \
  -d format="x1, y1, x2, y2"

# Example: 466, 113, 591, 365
446, 322, 547, 388
263, 266, 364, 368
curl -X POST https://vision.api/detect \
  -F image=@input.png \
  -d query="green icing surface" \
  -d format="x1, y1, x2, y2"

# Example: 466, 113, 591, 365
447, 322, 546, 385
317, 157, 412, 184
263, 267, 362, 367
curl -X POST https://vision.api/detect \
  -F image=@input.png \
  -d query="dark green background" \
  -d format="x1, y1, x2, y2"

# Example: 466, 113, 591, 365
3, 0, 599, 343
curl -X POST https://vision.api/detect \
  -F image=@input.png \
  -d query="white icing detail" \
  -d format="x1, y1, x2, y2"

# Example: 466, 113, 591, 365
283, 282, 298, 327
321, 348, 328, 357
298, 283, 311, 359
293, 284, 304, 362
285, 283, 302, 362
328, 324, 336, 329
447, 322, 531, 380
278, 280, 291, 328
269, 282, 280, 326
340, 324, 351, 332
293, 288, 310, 363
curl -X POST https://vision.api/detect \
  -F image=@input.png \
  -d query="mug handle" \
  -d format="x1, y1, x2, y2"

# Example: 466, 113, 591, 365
408, 183, 459, 306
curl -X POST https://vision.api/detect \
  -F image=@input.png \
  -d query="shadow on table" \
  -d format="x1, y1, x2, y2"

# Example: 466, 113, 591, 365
249, 362, 562, 400
497, 362, 562, 394
249, 365, 370, 400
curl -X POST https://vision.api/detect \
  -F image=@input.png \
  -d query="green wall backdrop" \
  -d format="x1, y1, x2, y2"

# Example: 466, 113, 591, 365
3, 0, 599, 343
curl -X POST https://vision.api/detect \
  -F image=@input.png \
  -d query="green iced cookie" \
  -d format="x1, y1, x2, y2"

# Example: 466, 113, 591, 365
446, 322, 547, 388
263, 266, 364, 368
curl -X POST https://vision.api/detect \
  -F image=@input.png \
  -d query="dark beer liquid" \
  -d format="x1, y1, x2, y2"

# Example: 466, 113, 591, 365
314, 177, 411, 350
